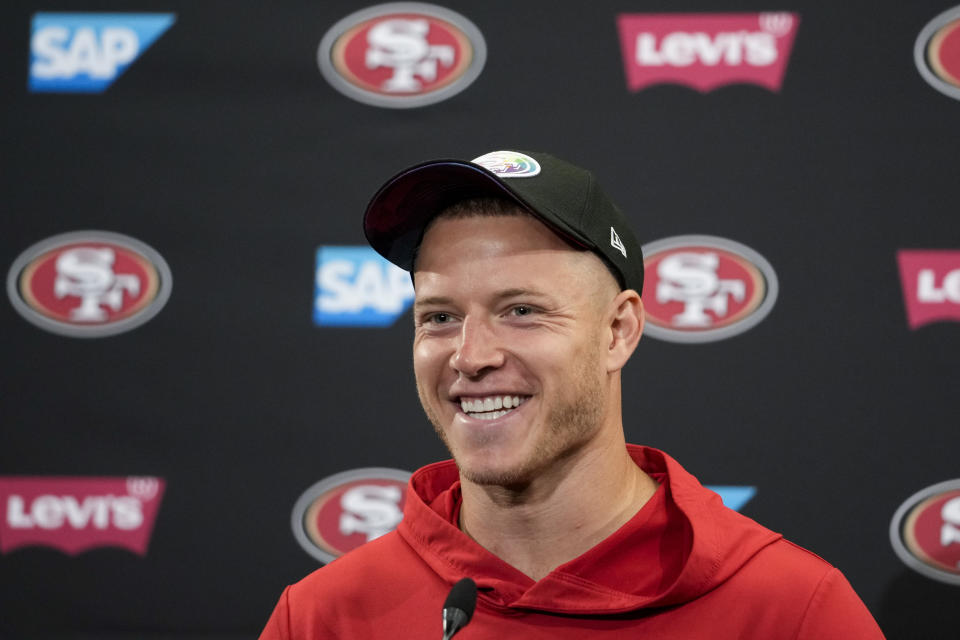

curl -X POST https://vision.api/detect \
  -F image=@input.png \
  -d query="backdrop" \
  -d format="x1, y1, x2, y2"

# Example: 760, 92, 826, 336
2, 1, 959, 638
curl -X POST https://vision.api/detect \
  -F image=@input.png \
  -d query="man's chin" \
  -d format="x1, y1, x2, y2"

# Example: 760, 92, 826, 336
455, 457, 536, 489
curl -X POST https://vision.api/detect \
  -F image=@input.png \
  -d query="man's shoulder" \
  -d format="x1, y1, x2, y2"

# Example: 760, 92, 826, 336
274, 529, 451, 636
289, 530, 420, 596
724, 535, 842, 597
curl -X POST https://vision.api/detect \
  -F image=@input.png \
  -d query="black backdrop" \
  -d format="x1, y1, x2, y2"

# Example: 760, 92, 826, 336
2, 1, 958, 637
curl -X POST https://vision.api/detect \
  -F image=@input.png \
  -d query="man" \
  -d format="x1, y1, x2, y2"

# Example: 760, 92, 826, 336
260, 150, 884, 638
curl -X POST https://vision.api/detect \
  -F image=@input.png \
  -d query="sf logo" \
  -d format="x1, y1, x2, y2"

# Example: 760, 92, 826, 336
656, 252, 745, 327
339, 484, 404, 542
55, 248, 140, 321
365, 18, 455, 92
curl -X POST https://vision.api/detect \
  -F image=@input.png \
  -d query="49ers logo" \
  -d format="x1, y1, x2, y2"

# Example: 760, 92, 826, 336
642, 235, 778, 343
317, 3, 486, 108
7, 231, 172, 338
890, 480, 960, 586
915, 6, 960, 101
291, 468, 410, 563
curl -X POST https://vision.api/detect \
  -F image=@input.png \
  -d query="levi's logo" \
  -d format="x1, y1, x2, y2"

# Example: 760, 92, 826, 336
0, 476, 165, 555
897, 250, 960, 329
617, 12, 800, 92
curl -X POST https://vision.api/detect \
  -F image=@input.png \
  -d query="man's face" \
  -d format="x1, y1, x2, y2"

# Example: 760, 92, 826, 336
412, 213, 620, 487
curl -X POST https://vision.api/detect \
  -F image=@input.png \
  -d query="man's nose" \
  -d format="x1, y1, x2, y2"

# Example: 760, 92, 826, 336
450, 315, 504, 377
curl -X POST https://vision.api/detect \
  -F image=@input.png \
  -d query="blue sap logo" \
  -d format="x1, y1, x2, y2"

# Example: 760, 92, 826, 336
707, 486, 757, 512
29, 13, 176, 93
314, 247, 415, 327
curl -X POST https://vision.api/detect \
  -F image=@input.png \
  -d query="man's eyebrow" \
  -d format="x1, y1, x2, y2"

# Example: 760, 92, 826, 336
414, 289, 552, 310
413, 296, 454, 310
493, 288, 551, 301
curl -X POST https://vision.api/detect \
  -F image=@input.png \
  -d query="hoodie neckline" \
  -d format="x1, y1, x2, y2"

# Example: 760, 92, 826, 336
396, 445, 782, 614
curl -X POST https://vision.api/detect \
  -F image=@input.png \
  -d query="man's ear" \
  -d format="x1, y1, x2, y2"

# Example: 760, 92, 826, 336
606, 290, 644, 373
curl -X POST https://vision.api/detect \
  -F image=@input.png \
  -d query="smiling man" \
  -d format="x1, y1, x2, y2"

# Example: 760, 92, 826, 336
259, 150, 884, 639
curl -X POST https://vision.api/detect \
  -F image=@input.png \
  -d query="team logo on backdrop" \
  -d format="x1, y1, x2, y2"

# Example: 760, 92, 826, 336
317, 3, 487, 108
314, 246, 414, 327
890, 479, 960, 586
915, 6, 960, 100
471, 151, 541, 178
7, 231, 172, 338
616, 13, 800, 92
28, 13, 176, 93
0, 476, 165, 555
897, 250, 960, 329
291, 468, 410, 563
641, 235, 778, 343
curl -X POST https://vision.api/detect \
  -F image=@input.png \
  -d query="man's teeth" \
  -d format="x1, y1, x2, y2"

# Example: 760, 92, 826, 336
460, 395, 527, 417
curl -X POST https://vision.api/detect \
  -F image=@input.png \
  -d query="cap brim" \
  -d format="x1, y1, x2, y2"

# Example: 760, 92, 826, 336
364, 160, 534, 271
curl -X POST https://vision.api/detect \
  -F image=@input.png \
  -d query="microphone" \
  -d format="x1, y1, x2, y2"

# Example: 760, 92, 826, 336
441, 577, 477, 640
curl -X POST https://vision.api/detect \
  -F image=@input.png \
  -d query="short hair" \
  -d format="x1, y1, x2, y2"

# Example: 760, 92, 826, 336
412, 197, 621, 291
433, 196, 533, 222
412, 198, 532, 271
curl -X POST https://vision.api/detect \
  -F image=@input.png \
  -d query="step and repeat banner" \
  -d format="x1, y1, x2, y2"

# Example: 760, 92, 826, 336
1, 0, 958, 637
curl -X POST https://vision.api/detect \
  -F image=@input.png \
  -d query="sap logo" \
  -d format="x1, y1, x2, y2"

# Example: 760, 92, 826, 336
314, 246, 414, 327
29, 13, 176, 93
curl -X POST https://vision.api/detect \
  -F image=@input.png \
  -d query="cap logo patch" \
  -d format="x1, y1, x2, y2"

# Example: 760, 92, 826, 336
610, 227, 627, 258
471, 151, 541, 178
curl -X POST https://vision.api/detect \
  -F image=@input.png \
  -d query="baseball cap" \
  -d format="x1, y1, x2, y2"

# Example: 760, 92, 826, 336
363, 150, 644, 293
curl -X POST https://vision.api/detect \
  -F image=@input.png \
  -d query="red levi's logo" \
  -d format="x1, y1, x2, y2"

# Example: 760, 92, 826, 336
897, 250, 960, 329
617, 12, 800, 92
0, 477, 165, 555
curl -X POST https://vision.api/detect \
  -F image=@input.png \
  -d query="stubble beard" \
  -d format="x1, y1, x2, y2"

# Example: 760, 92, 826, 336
416, 353, 608, 488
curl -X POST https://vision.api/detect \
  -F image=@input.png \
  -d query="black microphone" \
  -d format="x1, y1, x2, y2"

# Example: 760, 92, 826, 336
441, 577, 477, 640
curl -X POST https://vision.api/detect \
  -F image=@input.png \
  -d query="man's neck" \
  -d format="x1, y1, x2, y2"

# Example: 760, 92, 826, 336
457, 436, 657, 582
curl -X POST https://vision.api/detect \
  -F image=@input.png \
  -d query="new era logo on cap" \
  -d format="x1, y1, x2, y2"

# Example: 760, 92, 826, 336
471, 151, 541, 178
611, 227, 627, 258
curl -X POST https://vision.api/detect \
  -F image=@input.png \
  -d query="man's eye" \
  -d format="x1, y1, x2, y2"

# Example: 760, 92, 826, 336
511, 306, 533, 316
429, 313, 451, 324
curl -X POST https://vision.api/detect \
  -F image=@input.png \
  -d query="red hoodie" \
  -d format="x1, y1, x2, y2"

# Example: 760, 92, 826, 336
260, 446, 884, 638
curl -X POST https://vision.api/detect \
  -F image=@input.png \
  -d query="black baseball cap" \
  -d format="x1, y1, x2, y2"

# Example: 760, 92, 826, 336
363, 150, 644, 293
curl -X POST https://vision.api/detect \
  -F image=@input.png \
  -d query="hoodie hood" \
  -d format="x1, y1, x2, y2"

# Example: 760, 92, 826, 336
396, 445, 782, 615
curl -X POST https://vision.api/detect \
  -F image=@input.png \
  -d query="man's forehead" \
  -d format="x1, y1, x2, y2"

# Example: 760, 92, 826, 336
413, 216, 619, 300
